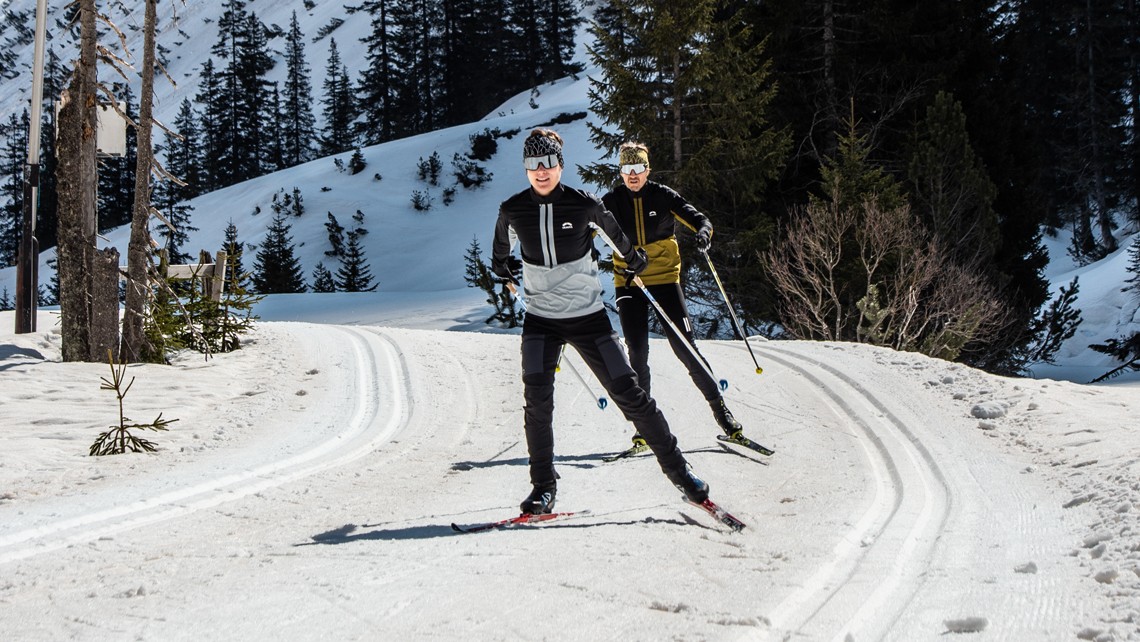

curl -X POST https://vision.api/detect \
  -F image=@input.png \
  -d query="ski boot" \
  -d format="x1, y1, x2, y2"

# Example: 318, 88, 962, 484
520, 481, 557, 515
665, 466, 709, 503
711, 397, 744, 439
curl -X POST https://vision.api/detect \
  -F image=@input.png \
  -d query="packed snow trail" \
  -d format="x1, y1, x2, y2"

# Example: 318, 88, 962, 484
729, 340, 1091, 640
752, 344, 952, 640
0, 324, 1106, 641
0, 325, 407, 564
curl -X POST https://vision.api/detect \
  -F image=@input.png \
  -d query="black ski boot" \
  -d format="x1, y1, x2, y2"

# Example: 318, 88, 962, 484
520, 481, 557, 515
711, 398, 743, 438
666, 466, 709, 503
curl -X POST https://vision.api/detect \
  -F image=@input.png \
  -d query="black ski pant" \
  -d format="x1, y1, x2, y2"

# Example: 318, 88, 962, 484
520, 309, 689, 486
614, 282, 721, 402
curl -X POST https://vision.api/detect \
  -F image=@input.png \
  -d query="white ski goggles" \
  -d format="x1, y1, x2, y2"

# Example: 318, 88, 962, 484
620, 163, 648, 175
524, 155, 560, 171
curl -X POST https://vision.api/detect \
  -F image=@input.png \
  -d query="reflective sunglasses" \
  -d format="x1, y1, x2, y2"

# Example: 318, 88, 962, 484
620, 163, 647, 175
524, 155, 560, 171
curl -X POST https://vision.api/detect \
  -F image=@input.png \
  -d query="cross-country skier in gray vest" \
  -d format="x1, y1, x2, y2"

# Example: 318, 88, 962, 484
491, 128, 709, 515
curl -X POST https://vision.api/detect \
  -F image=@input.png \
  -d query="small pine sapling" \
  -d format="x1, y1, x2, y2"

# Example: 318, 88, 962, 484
90, 350, 179, 456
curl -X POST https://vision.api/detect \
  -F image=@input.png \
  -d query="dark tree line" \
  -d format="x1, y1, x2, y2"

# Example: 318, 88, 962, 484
583, 0, 1138, 375
3, 0, 1138, 376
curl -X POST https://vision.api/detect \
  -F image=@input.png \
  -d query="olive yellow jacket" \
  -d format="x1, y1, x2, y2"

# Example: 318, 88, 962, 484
601, 181, 712, 286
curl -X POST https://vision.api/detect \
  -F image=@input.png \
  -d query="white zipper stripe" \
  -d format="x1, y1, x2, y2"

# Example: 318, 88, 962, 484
540, 203, 556, 266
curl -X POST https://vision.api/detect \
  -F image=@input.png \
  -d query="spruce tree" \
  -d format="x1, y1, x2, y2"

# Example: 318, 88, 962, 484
356, 3, 397, 145
219, 220, 247, 287
584, 0, 789, 323
324, 211, 346, 258
281, 11, 316, 167
251, 211, 307, 294
907, 91, 1000, 270
463, 236, 522, 327
335, 230, 377, 292
320, 39, 356, 155
166, 99, 203, 200
311, 262, 336, 292
151, 168, 197, 266
209, 0, 274, 185
0, 111, 27, 265
388, 0, 443, 137
195, 59, 226, 192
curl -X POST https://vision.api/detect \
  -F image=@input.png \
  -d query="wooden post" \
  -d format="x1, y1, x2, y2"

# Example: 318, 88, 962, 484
209, 250, 228, 302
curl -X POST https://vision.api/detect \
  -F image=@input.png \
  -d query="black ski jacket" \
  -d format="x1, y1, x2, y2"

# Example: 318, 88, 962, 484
493, 183, 635, 319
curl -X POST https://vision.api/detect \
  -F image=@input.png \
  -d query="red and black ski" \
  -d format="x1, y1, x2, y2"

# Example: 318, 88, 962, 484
451, 510, 588, 534
684, 497, 746, 532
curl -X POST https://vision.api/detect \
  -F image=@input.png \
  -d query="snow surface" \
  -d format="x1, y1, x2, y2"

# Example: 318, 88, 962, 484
2, 1, 1140, 639
1, 302, 1139, 641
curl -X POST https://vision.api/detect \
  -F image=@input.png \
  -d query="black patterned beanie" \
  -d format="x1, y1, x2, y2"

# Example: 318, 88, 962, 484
523, 133, 564, 167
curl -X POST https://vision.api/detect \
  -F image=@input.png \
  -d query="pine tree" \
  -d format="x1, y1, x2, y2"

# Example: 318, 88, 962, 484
320, 39, 356, 155
281, 11, 316, 167
219, 220, 247, 287
166, 99, 203, 200
463, 236, 522, 327
438, 0, 511, 125
388, 0, 443, 137
538, 0, 583, 81
264, 82, 284, 172
195, 59, 226, 191
209, 0, 275, 185
584, 0, 789, 323
251, 211, 306, 294
335, 230, 377, 292
356, 2, 397, 145
0, 110, 27, 266
311, 262, 336, 292
324, 211, 346, 258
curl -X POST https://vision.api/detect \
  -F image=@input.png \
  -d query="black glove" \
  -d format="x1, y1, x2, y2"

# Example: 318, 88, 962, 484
695, 228, 712, 252
621, 247, 648, 286
492, 255, 523, 284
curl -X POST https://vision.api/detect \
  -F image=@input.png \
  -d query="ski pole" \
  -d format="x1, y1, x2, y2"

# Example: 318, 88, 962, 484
701, 250, 763, 375
594, 230, 728, 391
557, 345, 608, 410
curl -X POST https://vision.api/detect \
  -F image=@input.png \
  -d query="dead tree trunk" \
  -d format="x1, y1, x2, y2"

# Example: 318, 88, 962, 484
54, 0, 99, 362
121, 0, 159, 363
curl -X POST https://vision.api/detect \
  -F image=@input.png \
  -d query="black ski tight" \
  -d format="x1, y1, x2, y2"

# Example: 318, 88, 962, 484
614, 283, 720, 402
519, 310, 688, 485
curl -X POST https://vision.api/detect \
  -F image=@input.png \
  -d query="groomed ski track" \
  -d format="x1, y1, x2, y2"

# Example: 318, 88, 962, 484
0, 325, 1091, 640
0, 325, 409, 564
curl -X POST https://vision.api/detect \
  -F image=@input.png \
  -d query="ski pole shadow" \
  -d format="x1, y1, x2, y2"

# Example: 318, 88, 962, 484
450, 452, 607, 472
296, 514, 675, 545
296, 522, 456, 545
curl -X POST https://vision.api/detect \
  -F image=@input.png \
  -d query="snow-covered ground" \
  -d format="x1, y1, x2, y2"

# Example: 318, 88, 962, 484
1, 301, 1138, 641
2, 1, 1139, 639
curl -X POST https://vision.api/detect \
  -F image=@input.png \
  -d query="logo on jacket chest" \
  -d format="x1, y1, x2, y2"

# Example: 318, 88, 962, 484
561, 221, 574, 230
